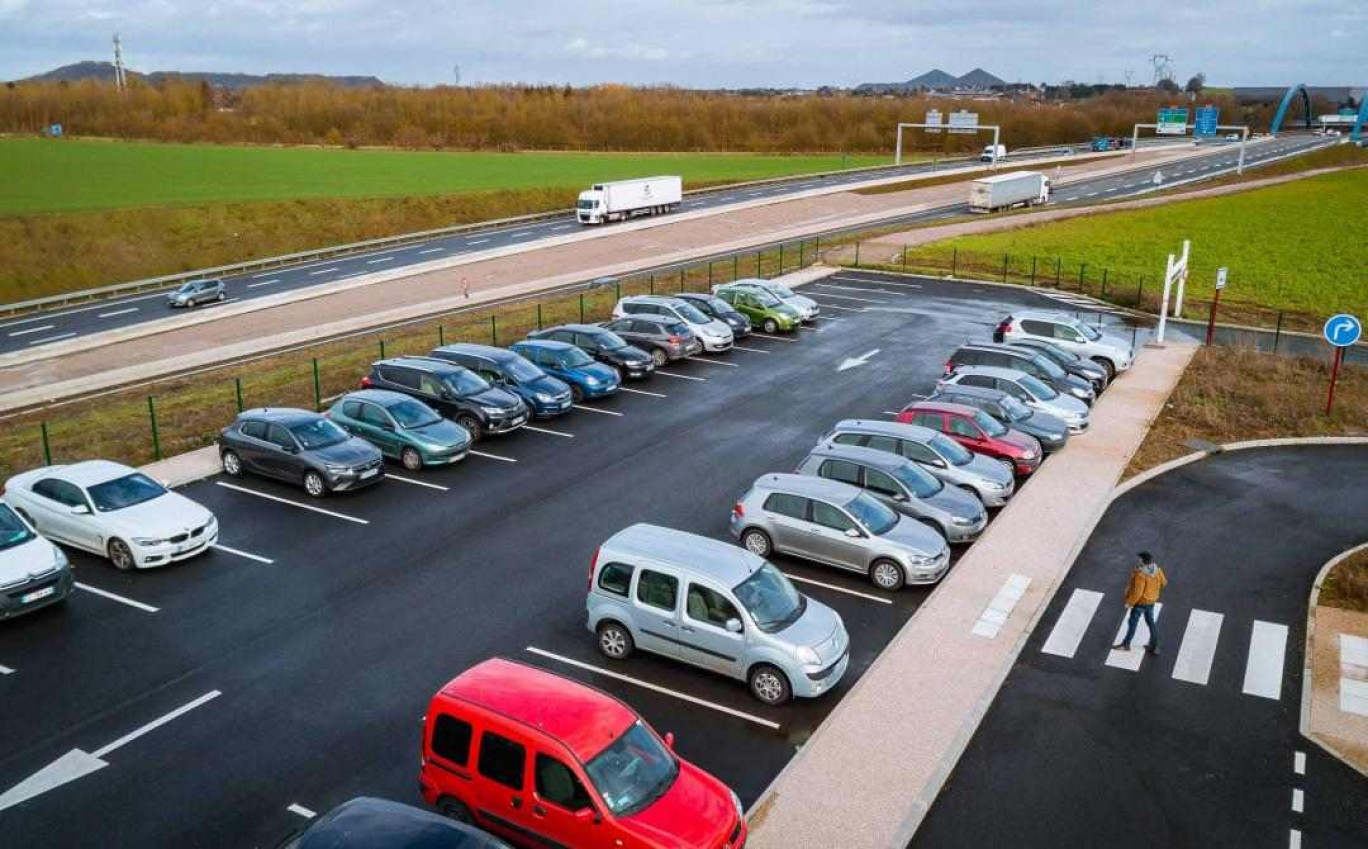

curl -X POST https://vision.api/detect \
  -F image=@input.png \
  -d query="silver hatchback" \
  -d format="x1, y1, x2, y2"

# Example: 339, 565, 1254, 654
729, 473, 950, 590
587, 523, 849, 705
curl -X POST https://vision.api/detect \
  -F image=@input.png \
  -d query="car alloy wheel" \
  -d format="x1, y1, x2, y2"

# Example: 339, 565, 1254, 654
571, 384, 585, 403
651, 348, 668, 368
455, 414, 483, 442
1092, 357, 1116, 381
400, 448, 423, 471
762, 318, 778, 334
221, 450, 243, 477
749, 664, 791, 705
437, 797, 473, 824
108, 539, 135, 572
597, 622, 634, 660
870, 559, 905, 591
303, 471, 328, 498
742, 528, 772, 558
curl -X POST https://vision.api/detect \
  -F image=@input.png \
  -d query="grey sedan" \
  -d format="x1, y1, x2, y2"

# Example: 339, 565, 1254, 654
167, 278, 225, 308
218, 407, 384, 497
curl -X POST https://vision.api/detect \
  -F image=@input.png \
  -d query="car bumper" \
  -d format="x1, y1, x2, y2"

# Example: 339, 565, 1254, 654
420, 445, 469, 465
701, 337, 733, 353
134, 527, 219, 568
905, 549, 952, 585
1066, 418, 1090, 434
621, 360, 656, 378
793, 650, 849, 698
580, 381, 620, 399
1014, 455, 1043, 475
946, 513, 988, 543
978, 480, 1014, 507
326, 465, 386, 491
530, 396, 574, 418
484, 411, 529, 434
0, 568, 74, 620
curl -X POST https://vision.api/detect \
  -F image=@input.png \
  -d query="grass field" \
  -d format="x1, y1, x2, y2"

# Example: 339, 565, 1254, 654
0, 138, 892, 215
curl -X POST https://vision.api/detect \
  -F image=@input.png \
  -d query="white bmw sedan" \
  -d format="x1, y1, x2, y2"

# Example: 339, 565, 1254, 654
3, 460, 218, 571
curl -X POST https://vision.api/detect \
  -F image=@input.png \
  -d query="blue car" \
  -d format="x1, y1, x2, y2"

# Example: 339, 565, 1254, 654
510, 339, 621, 401
427, 343, 574, 419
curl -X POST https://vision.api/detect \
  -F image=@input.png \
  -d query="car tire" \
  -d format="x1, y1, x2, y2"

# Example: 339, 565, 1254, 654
741, 528, 772, 558
596, 621, 635, 660
216, 292, 226, 302
108, 539, 136, 572
221, 450, 244, 477
303, 470, 328, 498
749, 664, 792, 706
870, 558, 906, 591
651, 348, 668, 368
762, 318, 778, 334
400, 447, 423, 471
570, 384, 585, 403
455, 413, 483, 442
1092, 357, 1116, 381
437, 797, 474, 824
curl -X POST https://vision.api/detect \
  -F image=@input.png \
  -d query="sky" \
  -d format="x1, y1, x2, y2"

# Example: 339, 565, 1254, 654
1, 0, 1364, 88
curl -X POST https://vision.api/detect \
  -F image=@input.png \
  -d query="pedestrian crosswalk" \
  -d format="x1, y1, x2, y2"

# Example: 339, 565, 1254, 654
1039, 587, 1291, 701
1037, 290, 1131, 317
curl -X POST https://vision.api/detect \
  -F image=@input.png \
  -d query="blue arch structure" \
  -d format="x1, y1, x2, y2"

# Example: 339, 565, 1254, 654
1353, 98, 1367, 142
1269, 83, 1312, 135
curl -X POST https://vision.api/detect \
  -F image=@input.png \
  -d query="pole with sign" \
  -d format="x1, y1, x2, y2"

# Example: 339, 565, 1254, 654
1323, 314, 1362, 414
1155, 239, 1190, 344
1205, 267, 1227, 345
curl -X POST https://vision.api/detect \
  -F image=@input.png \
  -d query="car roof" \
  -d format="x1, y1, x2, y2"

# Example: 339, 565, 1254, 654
602, 523, 764, 587
341, 389, 414, 407
511, 338, 572, 351
433, 343, 517, 362
239, 407, 322, 424
827, 418, 937, 442
38, 459, 136, 487
908, 399, 981, 417
376, 356, 465, 374
956, 342, 1035, 360
674, 292, 718, 302
947, 365, 1028, 381
752, 472, 862, 502
1010, 309, 1081, 325
930, 383, 1007, 402
620, 295, 684, 306
805, 443, 913, 473
611, 314, 674, 327
545, 323, 608, 334
297, 797, 507, 849
440, 658, 636, 763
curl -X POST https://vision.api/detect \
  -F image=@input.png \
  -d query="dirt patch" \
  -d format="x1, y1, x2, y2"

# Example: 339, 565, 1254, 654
1323, 549, 1368, 613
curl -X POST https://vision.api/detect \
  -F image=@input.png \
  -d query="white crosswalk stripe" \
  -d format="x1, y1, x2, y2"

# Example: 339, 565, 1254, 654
1171, 609, 1224, 686
1041, 589, 1104, 658
1243, 620, 1289, 700
1105, 604, 1163, 671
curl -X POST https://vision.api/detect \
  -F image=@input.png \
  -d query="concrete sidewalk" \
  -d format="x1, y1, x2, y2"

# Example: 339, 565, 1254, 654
746, 342, 1197, 848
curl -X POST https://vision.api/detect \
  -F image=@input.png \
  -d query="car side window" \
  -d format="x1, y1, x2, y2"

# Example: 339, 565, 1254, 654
686, 584, 741, 628
240, 420, 268, 440
811, 501, 856, 532
960, 374, 994, 389
1021, 319, 1051, 337
477, 731, 526, 791
633, 320, 657, 335
622, 302, 643, 315
955, 350, 978, 366
597, 562, 633, 596
832, 433, 866, 448
34, 478, 85, 507
818, 459, 861, 486
903, 441, 941, 464
266, 424, 296, 450
762, 492, 808, 520
573, 332, 597, 349
535, 754, 592, 811
382, 366, 419, 389
949, 417, 980, 438
864, 435, 899, 454
358, 404, 390, 427
1054, 323, 1084, 342
418, 374, 445, 396
341, 401, 362, 419
996, 379, 1029, 400
431, 714, 473, 767
636, 569, 679, 612
864, 469, 902, 497
911, 412, 942, 431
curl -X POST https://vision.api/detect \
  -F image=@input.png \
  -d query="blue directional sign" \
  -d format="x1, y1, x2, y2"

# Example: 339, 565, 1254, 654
1194, 105, 1219, 136
1324, 314, 1363, 347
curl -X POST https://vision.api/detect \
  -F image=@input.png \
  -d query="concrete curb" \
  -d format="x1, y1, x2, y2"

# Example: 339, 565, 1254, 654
1116, 436, 1368, 495
1301, 542, 1368, 781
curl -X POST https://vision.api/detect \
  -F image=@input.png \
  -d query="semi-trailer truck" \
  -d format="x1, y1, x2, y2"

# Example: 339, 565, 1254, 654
576, 176, 683, 225
968, 171, 1051, 213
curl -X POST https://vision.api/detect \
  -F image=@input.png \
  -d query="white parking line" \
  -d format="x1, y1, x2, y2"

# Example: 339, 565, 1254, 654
287, 804, 317, 819
812, 303, 864, 312
307, 267, 340, 276
830, 276, 920, 289
247, 279, 280, 289
469, 449, 518, 463
385, 473, 450, 491
881, 410, 900, 416
798, 325, 824, 332
212, 544, 275, 565
28, 332, 78, 346
8, 324, 55, 337
810, 292, 886, 303
685, 356, 739, 368
75, 582, 160, 613
92, 690, 221, 759
814, 283, 903, 296
1292, 788, 1303, 814
816, 316, 846, 322
1294, 751, 1306, 774
782, 572, 893, 604
573, 404, 623, 416
731, 345, 770, 353
524, 424, 574, 438
525, 647, 781, 730
620, 387, 667, 398
214, 482, 369, 524
655, 371, 706, 381
1290, 828, 1302, 849
751, 333, 800, 341
98, 307, 140, 319
0, 665, 15, 675
366, 256, 395, 264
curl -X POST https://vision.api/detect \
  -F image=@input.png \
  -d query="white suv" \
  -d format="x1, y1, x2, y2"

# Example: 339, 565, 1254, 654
995, 310, 1134, 379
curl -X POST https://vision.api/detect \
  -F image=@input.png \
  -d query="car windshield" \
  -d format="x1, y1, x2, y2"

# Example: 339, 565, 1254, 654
506, 358, 545, 382
665, 321, 690, 335
88, 473, 166, 512
733, 563, 806, 633
846, 491, 899, 535
597, 331, 629, 351
930, 433, 974, 466
1076, 321, 1102, 341
177, 282, 198, 294
769, 284, 795, 298
576, 199, 596, 210
1019, 373, 1058, 400
757, 294, 783, 308
0, 504, 35, 551
674, 302, 710, 324
387, 398, 443, 429
1000, 396, 1032, 422
585, 722, 679, 817
290, 418, 351, 450
705, 297, 732, 313
1030, 354, 1066, 379
559, 347, 594, 368
444, 369, 491, 397
892, 462, 943, 497
973, 410, 1008, 437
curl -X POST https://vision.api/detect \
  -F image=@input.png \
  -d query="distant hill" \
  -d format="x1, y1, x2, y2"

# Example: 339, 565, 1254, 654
905, 69, 959, 89
954, 68, 1007, 89
856, 67, 1008, 95
19, 61, 384, 89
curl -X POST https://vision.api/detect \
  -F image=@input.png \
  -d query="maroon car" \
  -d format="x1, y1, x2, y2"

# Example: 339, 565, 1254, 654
897, 400, 1043, 476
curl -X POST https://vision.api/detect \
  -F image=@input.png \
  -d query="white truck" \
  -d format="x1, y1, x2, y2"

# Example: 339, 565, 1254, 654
980, 144, 1007, 162
968, 171, 1051, 213
576, 176, 683, 225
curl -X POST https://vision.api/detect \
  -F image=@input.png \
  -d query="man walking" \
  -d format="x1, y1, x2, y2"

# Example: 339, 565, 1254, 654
1114, 551, 1167, 655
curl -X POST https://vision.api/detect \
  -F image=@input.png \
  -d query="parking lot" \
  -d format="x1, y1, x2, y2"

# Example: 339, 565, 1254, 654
0, 270, 1137, 847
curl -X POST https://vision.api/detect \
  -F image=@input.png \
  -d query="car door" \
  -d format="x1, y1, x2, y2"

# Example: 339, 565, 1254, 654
263, 424, 303, 481
529, 751, 605, 849
993, 377, 1035, 405
630, 567, 685, 659
680, 582, 747, 677
947, 414, 988, 453
25, 478, 89, 548
899, 439, 948, 477
862, 466, 912, 507
572, 331, 601, 356
908, 411, 946, 434
232, 420, 274, 473
760, 492, 815, 559
805, 499, 867, 572
471, 728, 536, 844
357, 402, 401, 458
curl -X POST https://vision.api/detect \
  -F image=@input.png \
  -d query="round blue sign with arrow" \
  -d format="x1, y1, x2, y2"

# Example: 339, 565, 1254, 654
1324, 314, 1362, 348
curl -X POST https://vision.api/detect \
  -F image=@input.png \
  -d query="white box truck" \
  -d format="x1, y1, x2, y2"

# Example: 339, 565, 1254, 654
980, 144, 1007, 162
576, 176, 683, 225
968, 171, 1051, 213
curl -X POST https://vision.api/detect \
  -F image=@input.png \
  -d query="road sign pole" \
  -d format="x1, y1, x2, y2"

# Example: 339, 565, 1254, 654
1156, 254, 1175, 344
1174, 240, 1190, 318
1205, 289, 1222, 345
1326, 347, 1344, 415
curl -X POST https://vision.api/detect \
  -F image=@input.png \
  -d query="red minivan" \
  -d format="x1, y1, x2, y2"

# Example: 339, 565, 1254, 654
898, 400, 1042, 476
420, 658, 747, 849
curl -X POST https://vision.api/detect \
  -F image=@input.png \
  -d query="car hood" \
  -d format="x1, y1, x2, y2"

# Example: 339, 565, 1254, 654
786, 294, 818, 309
924, 484, 985, 520
581, 362, 620, 382
966, 453, 1014, 486
619, 760, 736, 848
605, 345, 653, 365
1016, 411, 1068, 441
311, 438, 383, 467
700, 319, 732, 337
404, 418, 472, 448
1001, 428, 1041, 453
464, 386, 523, 410
774, 595, 845, 663
1095, 335, 1134, 359
881, 515, 950, 556
524, 375, 571, 397
96, 491, 215, 537
0, 536, 63, 586
1044, 393, 1090, 417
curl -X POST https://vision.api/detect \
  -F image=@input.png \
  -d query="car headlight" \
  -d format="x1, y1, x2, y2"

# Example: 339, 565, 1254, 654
951, 515, 975, 526
132, 536, 169, 546
534, 392, 553, 403
1022, 450, 1036, 460
796, 646, 821, 666
324, 463, 352, 474
906, 553, 932, 566
480, 406, 504, 415
730, 789, 744, 819
584, 376, 599, 387
54, 547, 69, 567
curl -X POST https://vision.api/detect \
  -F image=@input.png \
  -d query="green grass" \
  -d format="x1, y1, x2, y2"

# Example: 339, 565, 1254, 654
0, 138, 893, 215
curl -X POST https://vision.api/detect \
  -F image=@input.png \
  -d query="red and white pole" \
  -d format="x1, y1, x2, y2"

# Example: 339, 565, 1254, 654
1325, 347, 1345, 415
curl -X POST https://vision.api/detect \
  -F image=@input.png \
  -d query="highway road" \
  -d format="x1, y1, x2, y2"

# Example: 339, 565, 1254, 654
0, 135, 1328, 358
0, 272, 1141, 847
913, 445, 1368, 848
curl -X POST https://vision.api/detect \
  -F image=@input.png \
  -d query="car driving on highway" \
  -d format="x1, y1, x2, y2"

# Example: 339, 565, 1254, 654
166, 277, 225, 308
327, 390, 472, 470
219, 408, 385, 497
0, 502, 74, 620
994, 310, 1135, 380
938, 366, 1090, 433
526, 323, 656, 380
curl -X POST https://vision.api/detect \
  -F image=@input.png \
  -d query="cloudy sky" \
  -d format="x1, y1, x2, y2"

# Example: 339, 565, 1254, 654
1, 0, 1364, 87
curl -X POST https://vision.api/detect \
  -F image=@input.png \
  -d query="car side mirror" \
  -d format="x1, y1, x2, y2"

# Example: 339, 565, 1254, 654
381, 422, 395, 431
664, 732, 675, 750
281, 443, 298, 454
725, 618, 743, 634
844, 527, 861, 538
71, 504, 91, 515
574, 806, 602, 825
893, 492, 908, 502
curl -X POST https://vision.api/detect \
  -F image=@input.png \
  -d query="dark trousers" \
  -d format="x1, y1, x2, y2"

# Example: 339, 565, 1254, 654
1122, 604, 1158, 649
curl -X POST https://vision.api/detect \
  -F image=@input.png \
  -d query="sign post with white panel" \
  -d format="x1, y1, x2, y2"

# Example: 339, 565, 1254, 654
1155, 239, 1190, 344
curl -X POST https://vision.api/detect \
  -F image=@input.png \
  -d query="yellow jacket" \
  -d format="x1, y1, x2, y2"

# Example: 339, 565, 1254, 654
1124, 566, 1167, 607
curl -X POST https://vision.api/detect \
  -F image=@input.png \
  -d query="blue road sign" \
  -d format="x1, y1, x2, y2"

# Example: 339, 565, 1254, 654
1324, 314, 1362, 347
1194, 106, 1219, 136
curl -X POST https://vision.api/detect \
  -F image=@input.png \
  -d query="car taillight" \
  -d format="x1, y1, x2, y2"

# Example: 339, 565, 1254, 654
669, 335, 684, 344
732, 503, 745, 518
588, 547, 600, 591
359, 375, 373, 388
943, 360, 955, 375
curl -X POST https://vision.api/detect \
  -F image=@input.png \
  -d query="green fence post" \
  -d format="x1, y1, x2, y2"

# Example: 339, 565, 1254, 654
379, 339, 386, 359
799, 241, 805, 267
438, 325, 445, 346
708, 262, 714, 288
1101, 268, 1108, 298
732, 254, 739, 280
1079, 263, 1087, 290
1002, 253, 1010, 283
756, 250, 762, 277
648, 274, 655, 295
779, 243, 785, 274
1273, 312, 1283, 353
902, 245, 908, 272
234, 377, 244, 412
855, 241, 861, 267
536, 304, 543, 330
579, 294, 586, 322
312, 358, 322, 411
147, 396, 161, 461
952, 248, 958, 277
615, 281, 622, 300
40, 422, 52, 465
1030, 256, 1037, 286
814, 234, 820, 262
1055, 258, 1062, 287
679, 268, 685, 292
490, 315, 497, 345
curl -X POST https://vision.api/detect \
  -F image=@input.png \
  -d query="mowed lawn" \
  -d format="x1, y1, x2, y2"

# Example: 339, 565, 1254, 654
0, 138, 892, 215
919, 168, 1368, 316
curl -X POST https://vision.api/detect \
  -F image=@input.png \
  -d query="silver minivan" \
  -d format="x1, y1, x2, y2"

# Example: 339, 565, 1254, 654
938, 365, 1090, 433
729, 474, 950, 590
587, 523, 850, 706
612, 295, 734, 353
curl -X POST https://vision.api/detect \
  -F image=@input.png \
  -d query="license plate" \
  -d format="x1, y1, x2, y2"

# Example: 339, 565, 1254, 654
360, 468, 379, 479
21, 586, 55, 604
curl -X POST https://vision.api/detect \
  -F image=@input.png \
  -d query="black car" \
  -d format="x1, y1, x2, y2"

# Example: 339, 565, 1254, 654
362, 356, 527, 441
946, 344, 1096, 407
218, 407, 384, 497
1006, 338, 1109, 393
428, 343, 574, 419
676, 292, 752, 338
279, 797, 510, 849
925, 385, 1070, 454
526, 323, 656, 379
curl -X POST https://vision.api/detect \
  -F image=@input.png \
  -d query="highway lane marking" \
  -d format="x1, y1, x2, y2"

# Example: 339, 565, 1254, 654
8, 324, 55, 336
384, 473, 450, 491
1171, 609, 1224, 686
1041, 589, 1104, 658
74, 582, 159, 613
0, 293, 168, 330
1294, 751, 1306, 775
1242, 620, 1288, 700
685, 356, 739, 367
247, 279, 280, 289
730, 345, 770, 354
573, 404, 622, 416
654, 370, 706, 381
620, 387, 667, 398
97, 307, 140, 319
509, 230, 534, 238
307, 267, 340, 276
467, 238, 491, 245
523, 424, 574, 438
811, 303, 864, 312
214, 482, 369, 525
1104, 603, 1163, 670
809, 292, 886, 303
288, 804, 317, 819
1291, 788, 1303, 814
782, 572, 892, 605
211, 544, 275, 565
552, 224, 573, 230
366, 256, 395, 264
524, 647, 781, 730
28, 332, 79, 346
469, 449, 517, 463
417, 247, 445, 255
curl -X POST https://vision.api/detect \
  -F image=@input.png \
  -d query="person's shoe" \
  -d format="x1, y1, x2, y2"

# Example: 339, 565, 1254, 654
1146, 646, 1160, 656
1112, 643, 1130, 651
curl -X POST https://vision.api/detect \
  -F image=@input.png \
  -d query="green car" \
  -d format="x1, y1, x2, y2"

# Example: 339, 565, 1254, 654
714, 287, 803, 334
327, 389, 472, 470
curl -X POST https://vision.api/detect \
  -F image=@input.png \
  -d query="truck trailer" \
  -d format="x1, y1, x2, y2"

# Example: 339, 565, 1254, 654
968, 171, 1051, 213
576, 176, 683, 225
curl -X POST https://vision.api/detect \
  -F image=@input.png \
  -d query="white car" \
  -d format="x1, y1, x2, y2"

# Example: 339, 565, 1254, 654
714, 279, 820, 323
995, 310, 1135, 380
0, 502, 74, 620
938, 365, 1090, 433
612, 295, 733, 353
3, 460, 218, 571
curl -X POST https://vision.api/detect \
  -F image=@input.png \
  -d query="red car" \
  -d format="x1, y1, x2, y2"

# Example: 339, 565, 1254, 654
898, 400, 1042, 475
420, 658, 747, 849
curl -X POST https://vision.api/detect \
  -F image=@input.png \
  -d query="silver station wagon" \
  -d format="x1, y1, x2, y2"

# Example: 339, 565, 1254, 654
586, 523, 849, 706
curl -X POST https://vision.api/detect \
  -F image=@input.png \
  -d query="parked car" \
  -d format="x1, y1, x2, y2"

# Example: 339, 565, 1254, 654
361, 356, 527, 441
715, 278, 819, 323
420, 658, 747, 849
588, 523, 849, 705
600, 316, 701, 366
508, 339, 621, 401
280, 797, 511, 849
220, 408, 384, 497
428, 343, 574, 418
793, 444, 986, 543
994, 310, 1135, 379
816, 419, 1016, 506
326, 390, 472, 470
899, 400, 1043, 476
1005, 337, 1109, 393
166, 278, 225, 308
0, 502, 74, 620
925, 384, 1069, 454
730, 473, 950, 590
526, 323, 656, 380
613, 296, 734, 353
675, 292, 752, 338
712, 286, 802, 334
3, 460, 219, 570
938, 365, 1090, 433
946, 343, 1095, 406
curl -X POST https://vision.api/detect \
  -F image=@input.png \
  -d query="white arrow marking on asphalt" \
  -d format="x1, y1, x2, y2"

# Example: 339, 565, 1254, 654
837, 348, 880, 372
0, 690, 221, 812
